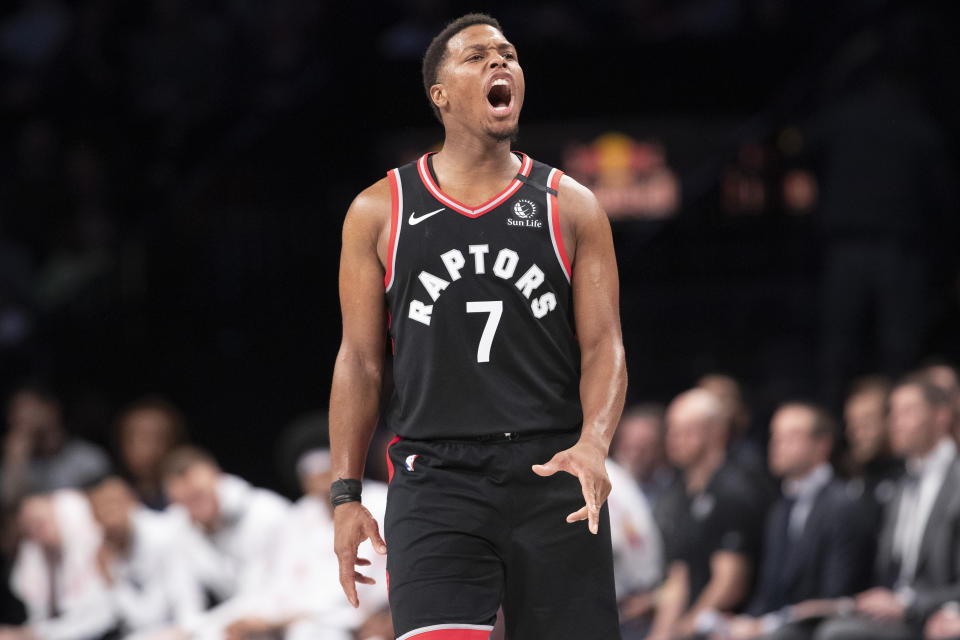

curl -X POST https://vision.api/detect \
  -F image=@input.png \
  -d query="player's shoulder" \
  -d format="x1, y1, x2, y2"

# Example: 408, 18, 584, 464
347, 176, 392, 221
556, 173, 606, 226
343, 176, 394, 245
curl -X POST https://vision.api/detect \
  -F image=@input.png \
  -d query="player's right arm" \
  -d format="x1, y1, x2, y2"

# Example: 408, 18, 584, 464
330, 178, 392, 608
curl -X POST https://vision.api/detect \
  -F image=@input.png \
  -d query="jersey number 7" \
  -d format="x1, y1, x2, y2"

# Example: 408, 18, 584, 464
465, 300, 503, 363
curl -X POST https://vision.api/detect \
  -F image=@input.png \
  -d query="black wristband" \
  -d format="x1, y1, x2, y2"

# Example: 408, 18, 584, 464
330, 477, 362, 508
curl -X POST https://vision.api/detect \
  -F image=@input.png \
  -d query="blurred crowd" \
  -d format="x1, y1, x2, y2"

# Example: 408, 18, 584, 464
0, 387, 393, 639
610, 363, 960, 640
1, 361, 959, 639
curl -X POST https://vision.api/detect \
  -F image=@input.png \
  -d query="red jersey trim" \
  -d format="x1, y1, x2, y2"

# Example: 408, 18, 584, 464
396, 624, 495, 640
546, 168, 572, 282
384, 169, 403, 291
385, 435, 401, 483
416, 152, 532, 218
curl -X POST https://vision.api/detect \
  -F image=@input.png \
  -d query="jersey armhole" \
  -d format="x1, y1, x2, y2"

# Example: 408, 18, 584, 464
384, 168, 403, 291
546, 168, 572, 282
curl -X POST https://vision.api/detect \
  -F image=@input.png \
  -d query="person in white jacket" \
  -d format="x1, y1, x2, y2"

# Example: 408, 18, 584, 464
160, 446, 291, 603
4, 490, 114, 640
606, 458, 664, 599
605, 458, 665, 639
186, 447, 391, 640
87, 477, 205, 636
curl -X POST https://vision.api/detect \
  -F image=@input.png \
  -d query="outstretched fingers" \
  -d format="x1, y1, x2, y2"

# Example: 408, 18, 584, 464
580, 475, 601, 534
531, 453, 562, 477
337, 548, 360, 608
363, 518, 387, 554
566, 505, 588, 523
354, 570, 377, 586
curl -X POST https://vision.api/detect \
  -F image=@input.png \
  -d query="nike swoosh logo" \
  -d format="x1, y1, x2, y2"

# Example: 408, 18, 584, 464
408, 207, 445, 226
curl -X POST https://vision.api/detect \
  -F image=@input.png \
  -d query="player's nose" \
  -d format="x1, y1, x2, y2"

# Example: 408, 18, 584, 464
489, 55, 508, 69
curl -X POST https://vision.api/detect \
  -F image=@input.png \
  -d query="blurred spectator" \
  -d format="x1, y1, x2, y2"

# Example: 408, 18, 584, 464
697, 375, 750, 442
698, 374, 776, 505
841, 375, 902, 551
922, 361, 960, 444
842, 376, 896, 478
606, 457, 664, 639
612, 404, 676, 511
272, 410, 331, 498
816, 374, 960, 640
87, 476, 204, 636
646, 389, 766, 640
114, 396, 187, 510
6, 490, 113, 639
1, 386, 110, 510
161, 446, 289, 603
721, 403, 869, 640
183, 447, 390, 640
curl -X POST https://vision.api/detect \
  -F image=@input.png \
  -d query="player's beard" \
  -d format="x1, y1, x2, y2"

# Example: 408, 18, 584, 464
486, 123, 519, 144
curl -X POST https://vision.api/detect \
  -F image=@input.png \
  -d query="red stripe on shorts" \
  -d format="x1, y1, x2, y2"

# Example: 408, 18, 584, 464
385, 435, 401, 483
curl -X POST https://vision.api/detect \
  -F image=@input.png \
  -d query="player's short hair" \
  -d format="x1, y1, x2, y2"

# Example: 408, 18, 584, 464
422, 13, 503, 123
161, 445, 219, 479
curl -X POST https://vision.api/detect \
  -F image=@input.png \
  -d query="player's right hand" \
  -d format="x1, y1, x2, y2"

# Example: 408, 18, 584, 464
334, 501, 387, 608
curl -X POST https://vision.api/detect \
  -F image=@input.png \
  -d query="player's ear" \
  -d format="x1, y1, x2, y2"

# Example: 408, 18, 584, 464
430, 84, 447, 110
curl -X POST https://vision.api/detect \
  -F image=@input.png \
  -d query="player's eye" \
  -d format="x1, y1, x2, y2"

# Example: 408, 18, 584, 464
468, 54, 483, 62
504, 52, 516, 59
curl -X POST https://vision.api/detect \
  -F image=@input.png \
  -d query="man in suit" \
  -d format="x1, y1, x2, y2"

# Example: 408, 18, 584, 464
816, 374, 960, 640
721, 402, 869, 640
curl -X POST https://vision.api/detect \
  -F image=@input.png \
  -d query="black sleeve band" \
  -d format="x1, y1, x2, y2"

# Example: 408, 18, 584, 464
515, 173, 558, 196
330, 477, 363, 508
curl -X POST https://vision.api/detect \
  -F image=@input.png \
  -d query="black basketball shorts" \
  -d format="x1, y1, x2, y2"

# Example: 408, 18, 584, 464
383, 429, 621, 640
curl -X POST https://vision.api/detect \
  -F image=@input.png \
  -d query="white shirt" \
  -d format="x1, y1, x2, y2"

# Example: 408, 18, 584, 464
174, 474, 291, 601
189, 482, 390, 640
782, 463, 834, 540
893, 437, 957, 585
605, 459, 664, 599
10, 490, 114, 640
102, 507, 206, 634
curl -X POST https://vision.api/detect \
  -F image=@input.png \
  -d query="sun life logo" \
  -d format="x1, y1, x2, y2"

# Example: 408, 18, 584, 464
512, 199, 537, 219
507, 199, 542, 228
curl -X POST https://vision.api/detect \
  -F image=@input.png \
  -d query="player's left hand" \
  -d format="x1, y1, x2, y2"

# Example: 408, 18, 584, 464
532, 436, 610, 534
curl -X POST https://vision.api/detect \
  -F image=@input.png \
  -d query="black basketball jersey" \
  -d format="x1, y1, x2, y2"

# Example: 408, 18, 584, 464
383, 151, 582, 439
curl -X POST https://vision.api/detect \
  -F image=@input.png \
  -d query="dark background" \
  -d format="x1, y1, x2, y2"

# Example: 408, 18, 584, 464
0, 0, 957, 491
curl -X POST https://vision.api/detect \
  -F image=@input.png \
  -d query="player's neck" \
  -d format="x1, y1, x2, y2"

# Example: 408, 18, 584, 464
433, 134, 518, 186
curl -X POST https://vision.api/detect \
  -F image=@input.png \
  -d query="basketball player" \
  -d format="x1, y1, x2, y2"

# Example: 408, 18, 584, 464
330, 13, 627, 639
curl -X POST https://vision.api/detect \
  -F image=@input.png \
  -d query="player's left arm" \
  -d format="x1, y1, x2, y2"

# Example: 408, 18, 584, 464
532, 176, 627, 534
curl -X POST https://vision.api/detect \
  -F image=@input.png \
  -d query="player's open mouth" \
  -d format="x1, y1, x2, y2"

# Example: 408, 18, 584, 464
486, 79, 513, 116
